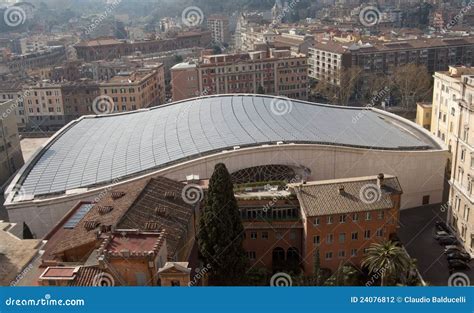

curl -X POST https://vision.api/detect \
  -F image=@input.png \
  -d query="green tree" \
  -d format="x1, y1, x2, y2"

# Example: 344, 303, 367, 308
23, 222, 34, 239
257, 84, 265, 94
313, 248, 321, 285
197, 163, 248, 285
362, 241, 410, 286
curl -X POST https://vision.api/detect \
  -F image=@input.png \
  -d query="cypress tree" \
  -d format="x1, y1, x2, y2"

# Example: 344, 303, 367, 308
198, 163, 248, 285
23, 222, 34, 239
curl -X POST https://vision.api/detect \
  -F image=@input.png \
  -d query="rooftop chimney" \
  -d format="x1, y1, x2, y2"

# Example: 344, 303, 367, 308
377, 173, 384, 189
338, 186, 345, 195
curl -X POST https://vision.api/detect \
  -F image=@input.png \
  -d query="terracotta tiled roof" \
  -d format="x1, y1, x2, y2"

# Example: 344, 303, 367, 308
68, 266, 105, 286
291, 175, 402, 217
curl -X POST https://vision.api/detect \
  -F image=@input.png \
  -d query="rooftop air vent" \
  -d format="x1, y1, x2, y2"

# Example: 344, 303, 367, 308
84, 221, 100, 231
111, 192, 126, 200
98, 206, 114, 215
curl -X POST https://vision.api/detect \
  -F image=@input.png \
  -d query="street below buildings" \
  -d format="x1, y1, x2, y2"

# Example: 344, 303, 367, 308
399, 204, 473, 286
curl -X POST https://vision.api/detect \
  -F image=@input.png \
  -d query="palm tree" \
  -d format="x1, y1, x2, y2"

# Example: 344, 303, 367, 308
362, 241, 410, 286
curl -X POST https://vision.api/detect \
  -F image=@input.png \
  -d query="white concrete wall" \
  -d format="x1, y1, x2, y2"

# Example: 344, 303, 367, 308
6, 144, 449, 239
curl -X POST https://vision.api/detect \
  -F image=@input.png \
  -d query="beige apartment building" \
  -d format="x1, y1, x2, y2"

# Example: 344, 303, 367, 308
415, 102, 432, 130
99, 65, 165, 111
308, 37, 474, 86
0, 100, 24, 186
430, 66, 474, 257
23, 83, 66, 131
171, 49, 308, 101
0, 82, 27, 130
207, 15, 230, 44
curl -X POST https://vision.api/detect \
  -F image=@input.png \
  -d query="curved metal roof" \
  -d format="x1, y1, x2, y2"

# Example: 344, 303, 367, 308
15, 95, 440, 198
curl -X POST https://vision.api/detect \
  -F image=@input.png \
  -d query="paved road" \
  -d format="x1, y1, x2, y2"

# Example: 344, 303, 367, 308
399, 204, 473, 286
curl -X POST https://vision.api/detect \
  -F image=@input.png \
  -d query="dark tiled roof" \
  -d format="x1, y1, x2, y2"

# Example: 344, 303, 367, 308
116, 177, 194, 258
291, 175, 402, 217
51, 177, 193, 258
50, 179, 149, 255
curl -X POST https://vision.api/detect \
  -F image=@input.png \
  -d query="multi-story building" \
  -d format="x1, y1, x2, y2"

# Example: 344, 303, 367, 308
207, 15, 230, 44
33, 177, 196, 286
238, 173, 402, 273
98, 64, 165, 111
75, 31, 212, 62
430, 66, 474, 257
171, 49, 308, 101
0, 82, 26, 129
61, 80, 100, 123
0, 99, 25, 186
3, 46, 66, 75
23, 83, 66, 131
415, 102, 432, 130
308, 37, 474, 86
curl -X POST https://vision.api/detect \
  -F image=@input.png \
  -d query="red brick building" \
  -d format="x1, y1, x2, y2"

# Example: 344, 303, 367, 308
238, 174, 402, 274
171, 49, 308, 101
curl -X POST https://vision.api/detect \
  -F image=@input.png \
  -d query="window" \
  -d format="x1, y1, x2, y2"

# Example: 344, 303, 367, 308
325, 252, 333, 260
327, 216, 333, 224
313, 235, 320, 245
351, 232, 358, 240
247, 251, 256, 260
339, 214, 346, 223
365, 212, 371, 221
313, 217, 320, 226
364, 230, 371, 239
262, 231, 268, 240
338, 250, 345, 258
327, 233, 334, 244
250, 232, 257, 240
377, 211, 384, 220
376, 228, 384, 237
352, 213, 358, 222
339, 233, 346, 243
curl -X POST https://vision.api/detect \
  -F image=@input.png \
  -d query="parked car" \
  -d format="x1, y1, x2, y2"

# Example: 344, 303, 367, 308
444, 245, 466, 254
448, 259, 470, 271
434, 230, 455, 240
438, 236, 458, 245
435, 220, 450, 232
446, 251, 471, 262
